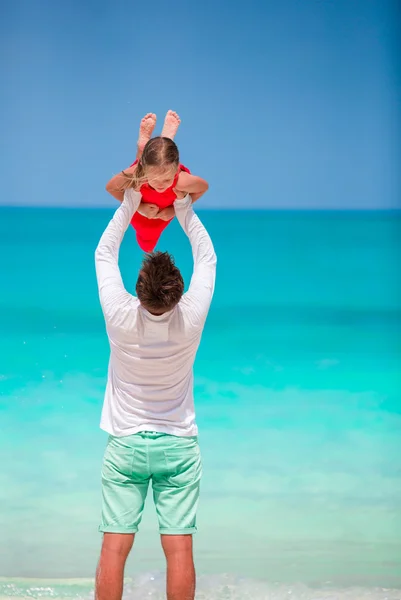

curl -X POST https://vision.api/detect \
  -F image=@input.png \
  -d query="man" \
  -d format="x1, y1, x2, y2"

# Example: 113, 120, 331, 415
94, 187, 216, 600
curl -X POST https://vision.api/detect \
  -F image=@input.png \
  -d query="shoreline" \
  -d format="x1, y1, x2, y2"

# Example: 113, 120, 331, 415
1, 576, 401, 600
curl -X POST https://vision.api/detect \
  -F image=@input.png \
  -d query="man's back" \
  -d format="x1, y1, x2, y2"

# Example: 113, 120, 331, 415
95, 191, 216, 437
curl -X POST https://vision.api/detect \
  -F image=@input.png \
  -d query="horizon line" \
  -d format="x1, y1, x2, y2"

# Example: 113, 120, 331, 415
0, 205, 400, 213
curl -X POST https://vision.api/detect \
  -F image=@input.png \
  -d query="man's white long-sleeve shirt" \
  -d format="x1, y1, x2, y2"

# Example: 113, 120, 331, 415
95, 190, 216, 437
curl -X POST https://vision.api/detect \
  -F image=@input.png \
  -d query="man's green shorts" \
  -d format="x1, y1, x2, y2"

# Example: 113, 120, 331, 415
99, 431, 202, 535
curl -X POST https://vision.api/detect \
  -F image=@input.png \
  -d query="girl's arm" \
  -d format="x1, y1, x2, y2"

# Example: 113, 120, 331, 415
157, 173, 209, 221
175, 172, 209, 203
105, 165, 136, 202
156, 171, 209, 221
105, 165, 158, 218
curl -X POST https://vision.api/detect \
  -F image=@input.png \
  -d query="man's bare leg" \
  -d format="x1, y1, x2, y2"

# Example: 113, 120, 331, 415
161, 535, 195, 600
161, 110, 181, 140
136, 113, 157, 160
95, 533, 134, 600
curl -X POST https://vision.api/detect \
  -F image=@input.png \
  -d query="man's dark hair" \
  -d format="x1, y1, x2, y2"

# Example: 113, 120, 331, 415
136, 251, 184, 314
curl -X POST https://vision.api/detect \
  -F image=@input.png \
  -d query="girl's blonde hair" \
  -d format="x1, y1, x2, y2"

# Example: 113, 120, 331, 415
122, 137, 180, 191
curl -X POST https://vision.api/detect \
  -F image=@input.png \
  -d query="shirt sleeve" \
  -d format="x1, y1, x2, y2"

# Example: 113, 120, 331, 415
95, 188, 141, 324
174, 195, 217, 327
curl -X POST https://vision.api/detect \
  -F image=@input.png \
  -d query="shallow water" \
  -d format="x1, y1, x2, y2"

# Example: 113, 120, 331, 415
2, 574, 401, 600
1, 208, 400, 596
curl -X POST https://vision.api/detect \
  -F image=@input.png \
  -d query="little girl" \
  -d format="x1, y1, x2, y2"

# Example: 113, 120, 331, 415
105, 111, 209, 252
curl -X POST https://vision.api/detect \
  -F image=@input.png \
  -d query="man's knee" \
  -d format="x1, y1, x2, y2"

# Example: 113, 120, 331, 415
101, 533, 135, 559
161, 534, 193, 559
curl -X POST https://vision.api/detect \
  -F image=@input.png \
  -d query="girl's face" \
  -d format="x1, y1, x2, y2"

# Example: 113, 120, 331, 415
146, 165, 177, 193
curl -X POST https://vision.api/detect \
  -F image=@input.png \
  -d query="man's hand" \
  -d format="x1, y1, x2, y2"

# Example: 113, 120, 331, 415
138, 202, 159, 219
157, 206, 175, 221
173, 188, 187, 200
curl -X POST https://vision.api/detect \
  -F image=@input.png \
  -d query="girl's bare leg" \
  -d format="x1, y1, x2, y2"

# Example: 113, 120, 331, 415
161, 110, 181, 140
136, 113, 157, 160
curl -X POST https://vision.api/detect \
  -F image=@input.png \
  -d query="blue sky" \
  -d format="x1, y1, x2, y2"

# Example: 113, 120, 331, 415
0, 0, 399, 208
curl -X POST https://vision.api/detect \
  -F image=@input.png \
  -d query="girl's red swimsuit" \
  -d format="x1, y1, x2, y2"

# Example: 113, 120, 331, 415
129, 160, 190, 252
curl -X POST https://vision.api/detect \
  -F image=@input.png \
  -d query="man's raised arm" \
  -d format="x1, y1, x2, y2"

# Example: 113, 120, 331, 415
95, 188, 141, 323
174, 195, 217, 324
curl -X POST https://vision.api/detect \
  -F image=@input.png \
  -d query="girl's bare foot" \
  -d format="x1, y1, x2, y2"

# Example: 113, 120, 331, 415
161, 110, 181, 140
137, 113, 157, 154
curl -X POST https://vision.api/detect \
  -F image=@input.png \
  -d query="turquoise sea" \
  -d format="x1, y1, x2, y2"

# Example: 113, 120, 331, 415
0, 208, 400, 599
